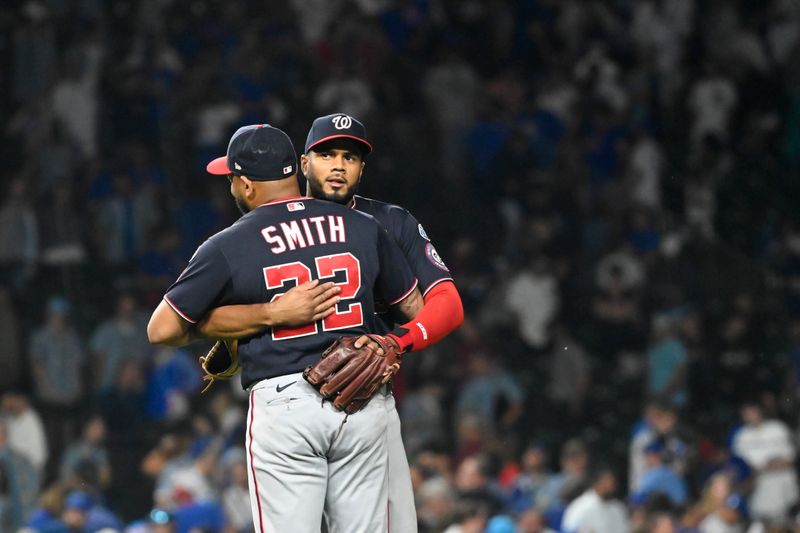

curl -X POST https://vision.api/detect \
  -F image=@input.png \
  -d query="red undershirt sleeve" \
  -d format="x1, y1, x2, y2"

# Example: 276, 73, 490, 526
388, 281, 464, 352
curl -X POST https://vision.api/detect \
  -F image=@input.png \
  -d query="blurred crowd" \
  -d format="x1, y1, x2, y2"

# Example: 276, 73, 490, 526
1, 0, 800, 532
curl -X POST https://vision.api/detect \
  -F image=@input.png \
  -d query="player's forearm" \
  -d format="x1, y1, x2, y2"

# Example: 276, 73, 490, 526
196, 280, 340, 338
389, 281, 464, 352
196, 303, 273, 339
147, 299, 196, 346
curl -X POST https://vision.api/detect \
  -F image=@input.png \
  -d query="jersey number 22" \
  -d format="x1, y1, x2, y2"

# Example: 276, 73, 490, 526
264, 252, 363, 340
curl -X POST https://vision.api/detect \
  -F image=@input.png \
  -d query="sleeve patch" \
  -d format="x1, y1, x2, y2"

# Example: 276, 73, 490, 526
425, 243, 449, 271
418, 223, 430, 241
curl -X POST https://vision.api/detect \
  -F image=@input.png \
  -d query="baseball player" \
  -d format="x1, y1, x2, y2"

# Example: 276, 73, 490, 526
147, 124, 425, 533
196, 114, 464, 532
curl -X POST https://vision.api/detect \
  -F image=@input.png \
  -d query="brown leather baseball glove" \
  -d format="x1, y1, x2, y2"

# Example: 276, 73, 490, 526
199, 339, 240, 393
303, 335, 403, 414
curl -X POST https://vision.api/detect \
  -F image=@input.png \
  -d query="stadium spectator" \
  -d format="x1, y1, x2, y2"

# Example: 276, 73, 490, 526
90, 293, 151, 392
28, 296, 84, 458
506, 442, 553, 514
632, 440, 688, 507
59, 415, 111, 489
630, 401, 688, 493
730, 398, 799, 524
516, 508, 556, 533
1, 391, 47, 485
220, 448, 251, 533
561, 467, 630, 533
646, 314, 689, 408
0, 178, 39, 291
0, 418, 38, 531
442, 498, 489, 533
504, 255, 560, 352
455, 353, 524, 434
537, 439, 589, 519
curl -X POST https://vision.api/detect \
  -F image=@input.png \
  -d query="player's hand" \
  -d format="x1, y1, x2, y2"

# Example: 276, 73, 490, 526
269, 279, 340, 327
353, 334, 398, 356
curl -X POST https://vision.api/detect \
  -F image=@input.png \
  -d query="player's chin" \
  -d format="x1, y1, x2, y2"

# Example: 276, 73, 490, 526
323, 188, 352, 203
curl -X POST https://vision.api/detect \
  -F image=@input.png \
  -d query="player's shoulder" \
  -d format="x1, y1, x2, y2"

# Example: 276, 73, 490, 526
353, 195, 411, 216
307, 197, 379, 224
207, 221, 242, 247
352, 195, 418, 228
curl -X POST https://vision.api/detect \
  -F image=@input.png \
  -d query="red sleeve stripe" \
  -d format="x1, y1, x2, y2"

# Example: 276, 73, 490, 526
421, 277, 454, 298
163, 295, 197, 324
387, 278, 419, 306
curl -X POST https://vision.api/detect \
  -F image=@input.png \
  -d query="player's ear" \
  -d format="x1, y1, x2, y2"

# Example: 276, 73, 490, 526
239, 175, 254, 194
300, 153, 309, 176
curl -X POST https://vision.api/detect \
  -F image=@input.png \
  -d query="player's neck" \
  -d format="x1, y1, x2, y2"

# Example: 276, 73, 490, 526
251, 177, 303, 208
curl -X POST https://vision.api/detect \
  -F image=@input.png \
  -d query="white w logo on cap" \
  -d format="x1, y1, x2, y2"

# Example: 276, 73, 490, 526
331, 115, 352, 129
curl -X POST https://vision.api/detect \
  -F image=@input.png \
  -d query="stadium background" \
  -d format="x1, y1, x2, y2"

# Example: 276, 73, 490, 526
1, 0, 800, 531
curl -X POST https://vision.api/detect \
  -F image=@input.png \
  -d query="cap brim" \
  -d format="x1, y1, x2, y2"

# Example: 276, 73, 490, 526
307, 135, 372, 154
206, 156, 231, 175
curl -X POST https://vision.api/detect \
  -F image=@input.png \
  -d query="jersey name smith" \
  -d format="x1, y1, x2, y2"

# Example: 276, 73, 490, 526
262, 215, 346, 254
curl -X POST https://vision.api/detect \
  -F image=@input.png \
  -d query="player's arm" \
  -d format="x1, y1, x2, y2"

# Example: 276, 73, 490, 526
386, 280, 464, 352
195, 280, 341, 339
385, 209, 464, 351
389, 287, 425, 322
147, 299, 195, 346
148, 240, 231, 347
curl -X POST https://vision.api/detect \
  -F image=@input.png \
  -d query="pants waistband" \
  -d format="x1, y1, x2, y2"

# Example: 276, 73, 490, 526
249, 372, 314, 397
249, 372, 392, 402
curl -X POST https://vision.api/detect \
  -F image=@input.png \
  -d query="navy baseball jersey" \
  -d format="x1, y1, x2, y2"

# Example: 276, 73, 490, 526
164, 196, 418, 388
351, 195, 452, 326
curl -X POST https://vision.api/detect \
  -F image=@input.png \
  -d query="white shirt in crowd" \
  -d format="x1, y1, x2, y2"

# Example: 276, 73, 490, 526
688, 76, 737, 144
505, 269, 559, 349
4, 408, 48, 473
699, 512, 743, 533
732, 419, 799, 521
561, 489, 630, 533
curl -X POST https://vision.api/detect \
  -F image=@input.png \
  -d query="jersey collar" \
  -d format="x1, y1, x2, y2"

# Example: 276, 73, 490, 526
256, 196, 314, 208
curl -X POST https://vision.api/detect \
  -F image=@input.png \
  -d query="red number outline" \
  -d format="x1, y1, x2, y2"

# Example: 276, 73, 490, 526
264, 253, 363, 341
316, 253, 364, 332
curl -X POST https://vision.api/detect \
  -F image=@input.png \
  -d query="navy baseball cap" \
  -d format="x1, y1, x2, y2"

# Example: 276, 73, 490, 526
305, 113, 372, 155
207, 124, 297, 181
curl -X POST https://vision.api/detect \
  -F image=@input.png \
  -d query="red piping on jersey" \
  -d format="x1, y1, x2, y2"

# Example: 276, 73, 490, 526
421, 277, 455, 298
256, 196, 314, 208
387, 278, 419, 306
249, 391, 266, 533
163, 295, 197, 324
307, 134, 373, 152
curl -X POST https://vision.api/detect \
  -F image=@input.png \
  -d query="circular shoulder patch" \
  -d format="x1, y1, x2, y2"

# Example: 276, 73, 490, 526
418, 224, 430, 241
425, 243, 449, 271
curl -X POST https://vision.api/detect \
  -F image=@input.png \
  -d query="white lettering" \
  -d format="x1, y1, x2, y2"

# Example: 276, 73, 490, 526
300, 218, 315, 246
416, 322, 428, 341
309, 216, 327, 244
280, 221, 306, 250
329, 215, 346, 243
262, 226, 286, 254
